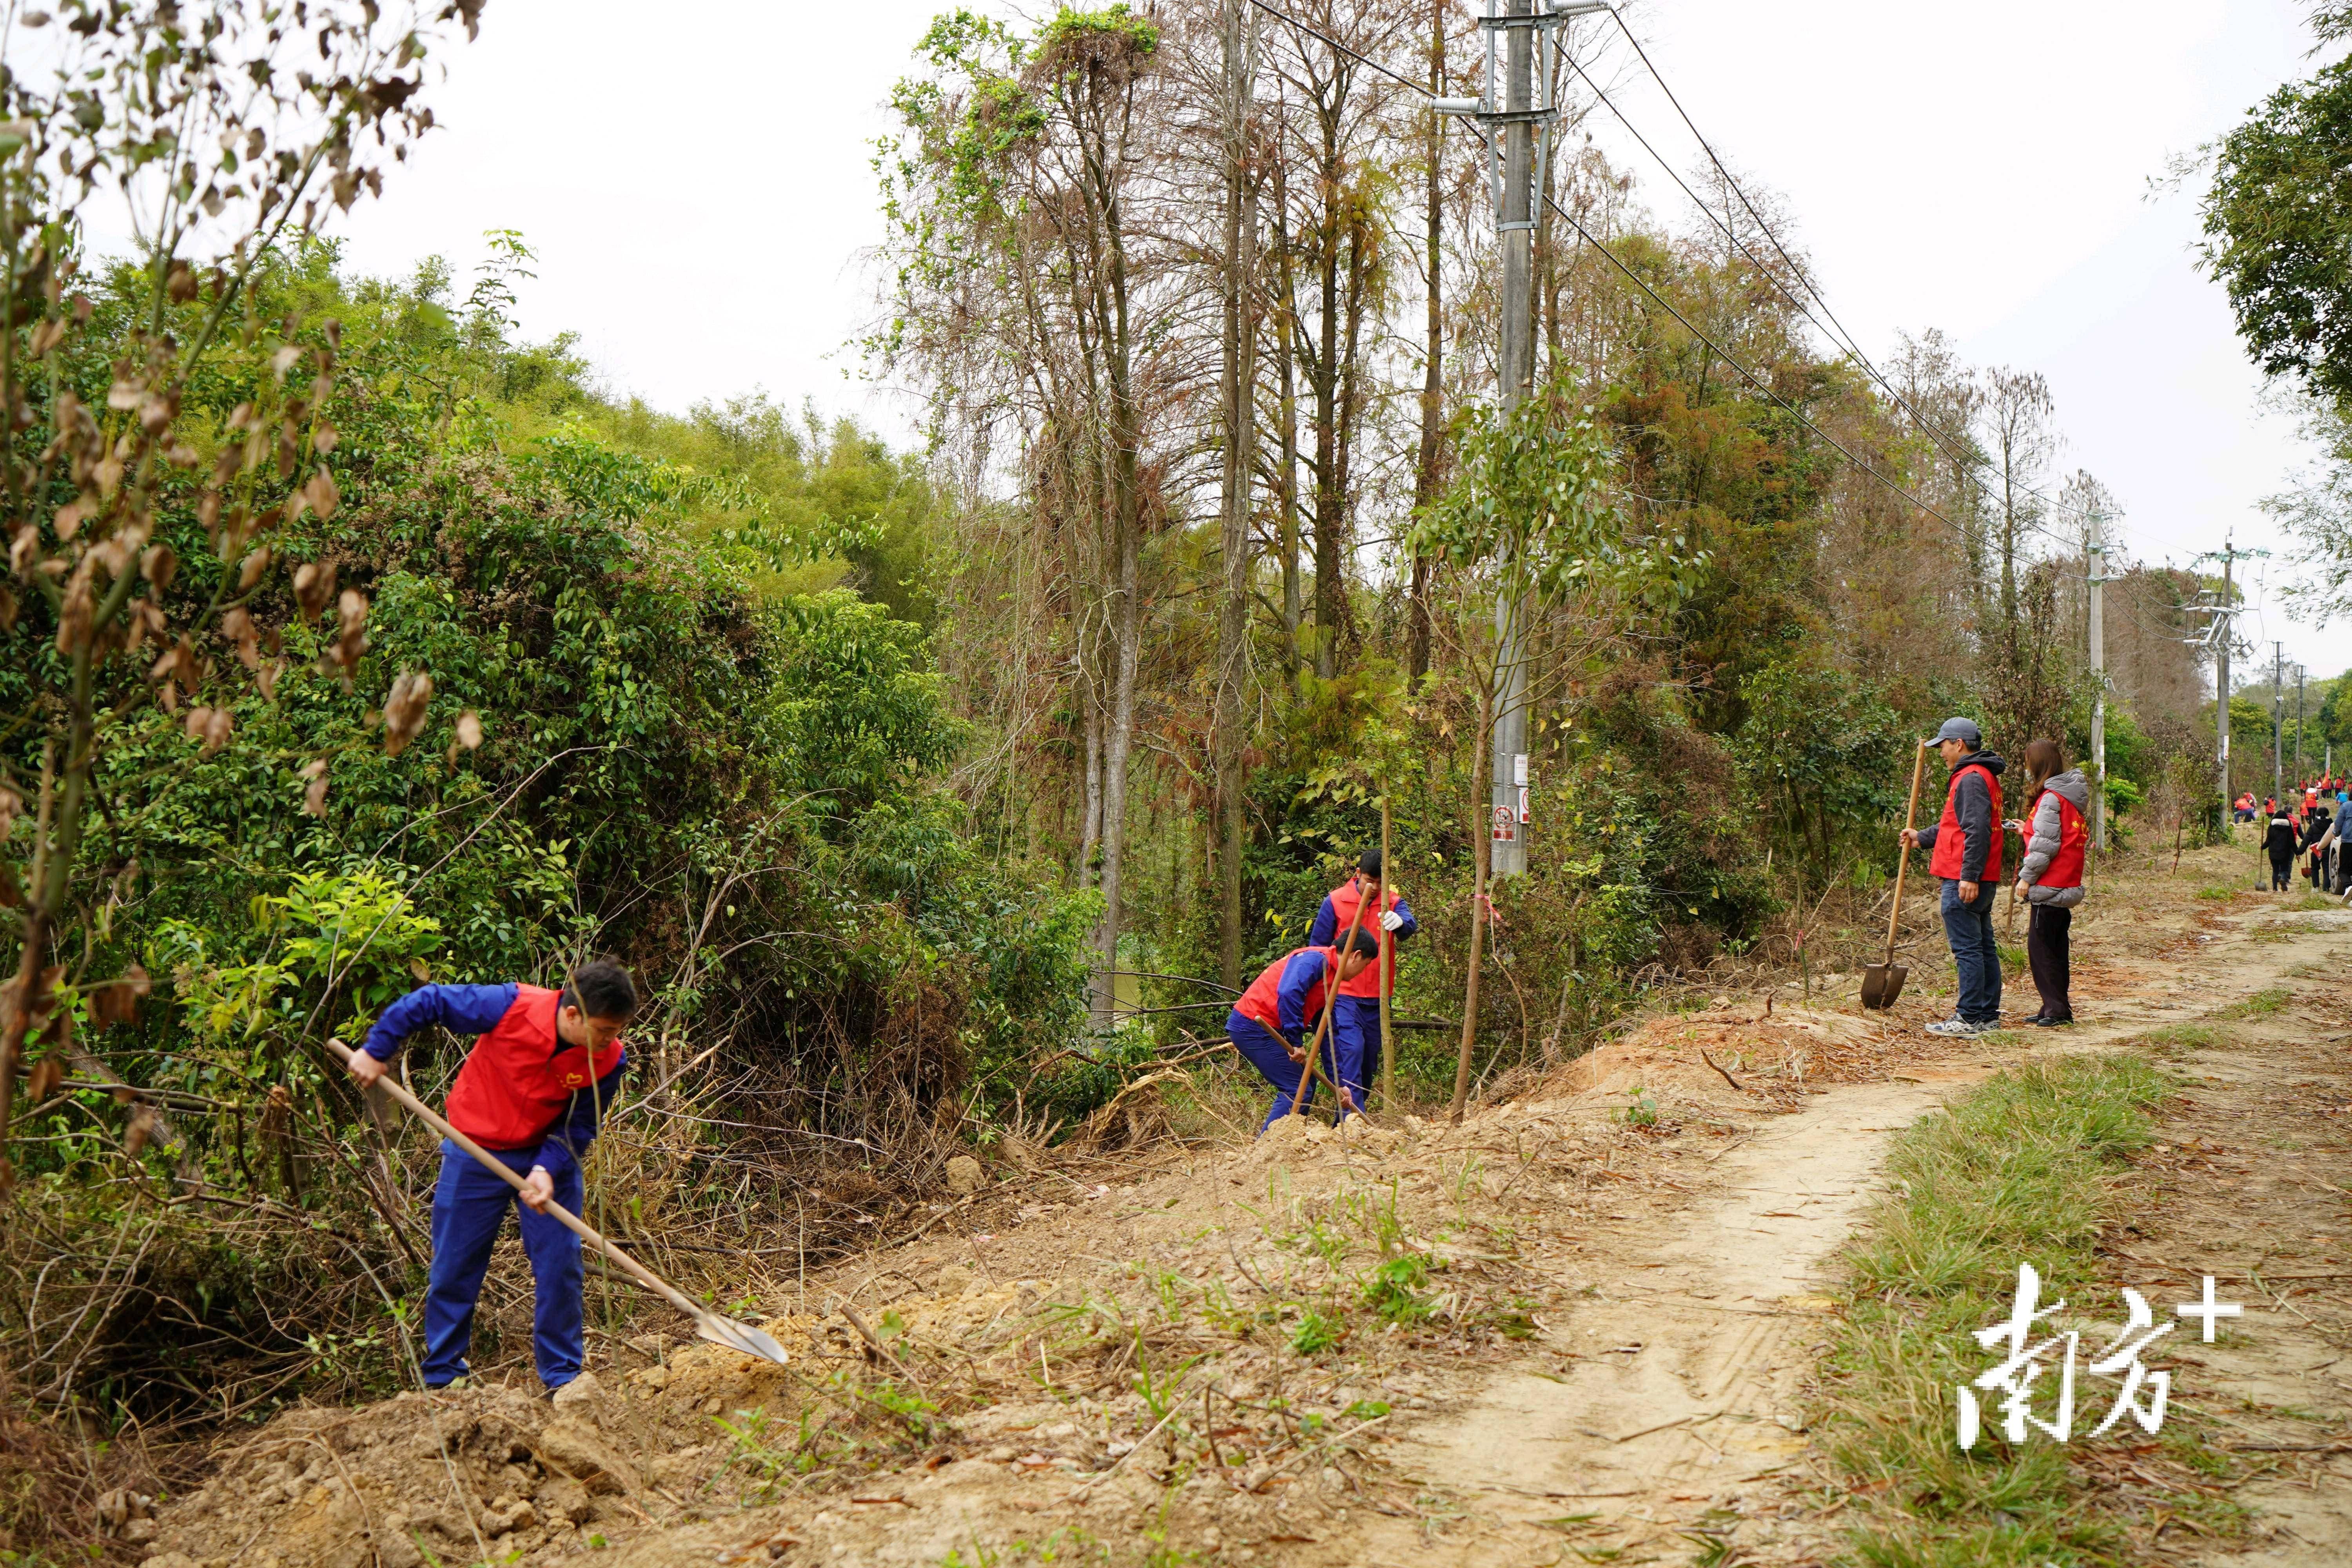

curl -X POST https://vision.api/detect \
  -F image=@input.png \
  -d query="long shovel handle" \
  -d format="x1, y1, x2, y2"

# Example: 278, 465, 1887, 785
1885, 740, 1928, 963
324, 1038, 704, 1323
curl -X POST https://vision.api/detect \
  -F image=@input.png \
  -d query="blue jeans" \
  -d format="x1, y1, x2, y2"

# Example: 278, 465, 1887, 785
423, 1140, 586, 1390
1940, 878, 2002, 1025
1226, 1011, 1347, 1129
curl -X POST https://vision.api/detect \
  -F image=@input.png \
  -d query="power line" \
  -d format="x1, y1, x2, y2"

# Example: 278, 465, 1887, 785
1558, 46, 2089, 558
1598, 8, 2114, 546
1244, 0, 2076, 565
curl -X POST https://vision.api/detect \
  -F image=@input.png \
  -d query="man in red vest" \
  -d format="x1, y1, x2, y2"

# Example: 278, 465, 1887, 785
1307, 849, 1416, 1118
1225, 931, 1380, 1129
346, 960, 635, 1392
1900, 717, 2007, 1036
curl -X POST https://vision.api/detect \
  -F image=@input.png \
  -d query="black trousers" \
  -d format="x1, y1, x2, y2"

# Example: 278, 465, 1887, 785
2026, 903, 2072, 1022
2269, 851, 2291, 891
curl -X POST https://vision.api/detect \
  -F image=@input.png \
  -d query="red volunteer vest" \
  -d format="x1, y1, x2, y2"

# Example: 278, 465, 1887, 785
1323, 880, 1401, 999
1929, 760, 2003, 883
443, 984, 625, 1150
2031, 788, 2086, 890
1236, 947, 1339, 1037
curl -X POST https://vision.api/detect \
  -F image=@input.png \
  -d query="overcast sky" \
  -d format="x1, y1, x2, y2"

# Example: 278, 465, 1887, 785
330, 0, 2343, 679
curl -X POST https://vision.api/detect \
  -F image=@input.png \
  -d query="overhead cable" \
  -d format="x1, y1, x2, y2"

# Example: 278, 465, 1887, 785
1246, 0, 2011, 558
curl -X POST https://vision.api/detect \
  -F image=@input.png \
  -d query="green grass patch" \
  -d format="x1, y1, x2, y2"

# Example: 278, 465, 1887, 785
2137, 1023, 2223, 1051
1813, 1054, 2233, 1566
2195, 884, 2240, 900
1995, 943, 2028, 973
2220, 987, 2290, 1019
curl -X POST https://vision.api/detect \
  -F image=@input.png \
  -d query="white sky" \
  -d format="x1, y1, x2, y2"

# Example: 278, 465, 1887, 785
328, 0, 2345, 679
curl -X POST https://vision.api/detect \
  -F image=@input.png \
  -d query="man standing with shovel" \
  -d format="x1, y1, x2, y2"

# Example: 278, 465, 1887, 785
1307, 849, 1415, 1122
345, 960, 635, 1394
1900, 719, 2008, 1037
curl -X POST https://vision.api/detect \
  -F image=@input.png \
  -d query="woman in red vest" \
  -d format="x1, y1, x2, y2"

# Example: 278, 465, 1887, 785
1225, 931, 1379, 1129
347, 960, 635, 1392
2008, 738, 2088, 1026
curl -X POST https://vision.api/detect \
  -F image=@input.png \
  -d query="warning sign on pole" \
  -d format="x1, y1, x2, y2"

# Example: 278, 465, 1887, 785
1491, 803, 1516, 843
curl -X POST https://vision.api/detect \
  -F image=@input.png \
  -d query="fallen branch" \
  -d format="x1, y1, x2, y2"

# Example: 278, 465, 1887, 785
1697, 1048, 1746, 1092
833, 1298, 921, 1388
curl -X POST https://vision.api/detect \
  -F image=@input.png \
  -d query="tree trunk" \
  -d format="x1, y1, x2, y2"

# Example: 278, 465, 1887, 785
1449, 681, 1495, 1124
1215, 0, 1258, 992
1078, 652, 1104, 887
1407, 1, 1445, 692
1084, 55, 1146, 1033
1310, 143, 1343, 682
1273, 161, 1303, 685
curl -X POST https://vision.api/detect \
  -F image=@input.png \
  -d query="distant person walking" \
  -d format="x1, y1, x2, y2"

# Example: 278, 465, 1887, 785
2265, 803, 2299, 891
2007, 739, 2087, 1027
2302, 793, 2334, 887
1902, 717, 2007, 1037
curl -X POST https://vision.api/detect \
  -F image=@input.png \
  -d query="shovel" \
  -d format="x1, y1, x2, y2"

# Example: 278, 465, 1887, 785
1862, 740, 1929, 1010
325, 1037, 790, 1367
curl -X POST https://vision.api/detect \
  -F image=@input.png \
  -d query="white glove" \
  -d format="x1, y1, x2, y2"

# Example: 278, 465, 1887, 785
1379, 909, 1405, 932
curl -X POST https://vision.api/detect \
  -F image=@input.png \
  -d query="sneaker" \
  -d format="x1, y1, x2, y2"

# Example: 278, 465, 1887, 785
1925, 1017, 1980, 1038
2029, 1014, 2074, 1028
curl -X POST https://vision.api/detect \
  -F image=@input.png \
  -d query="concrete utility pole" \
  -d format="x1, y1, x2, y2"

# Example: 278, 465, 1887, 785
1488, 0, 1535, 880
2087, 509, 2111, 852
1439, 0, 1603, 880
2273, 641, 2286, 811
2193, 539, 2269, 829
2218, 553, 2233, 818
2296, 665, 2307, 782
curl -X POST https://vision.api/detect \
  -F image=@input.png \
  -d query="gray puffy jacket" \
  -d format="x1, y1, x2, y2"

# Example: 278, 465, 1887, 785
2016, 769, 2090, 908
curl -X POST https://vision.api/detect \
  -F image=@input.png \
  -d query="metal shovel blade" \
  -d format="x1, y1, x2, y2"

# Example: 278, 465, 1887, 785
693, 1309, 792, 1367
1860, 962, 1907, 1010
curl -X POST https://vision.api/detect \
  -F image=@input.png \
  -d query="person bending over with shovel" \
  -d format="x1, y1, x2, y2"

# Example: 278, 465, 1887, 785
345, 959, 635, 1393
1226, 931, 1380, 1130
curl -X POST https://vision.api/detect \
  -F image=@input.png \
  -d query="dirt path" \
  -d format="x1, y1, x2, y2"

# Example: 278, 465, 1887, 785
1358, 862, 2352, 1565
140, 848, 2352, 1568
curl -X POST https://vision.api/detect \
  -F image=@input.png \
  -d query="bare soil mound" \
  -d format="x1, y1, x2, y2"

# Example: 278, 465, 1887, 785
142, 1343, 804, 1568
1545, 1000, 1949, 1115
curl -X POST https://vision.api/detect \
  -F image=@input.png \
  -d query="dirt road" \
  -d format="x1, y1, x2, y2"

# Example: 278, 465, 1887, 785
143, 846, 2352, 1568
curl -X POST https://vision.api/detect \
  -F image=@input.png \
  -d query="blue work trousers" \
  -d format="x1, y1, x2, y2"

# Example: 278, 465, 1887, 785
1940, 878, 2003, 1026
1226, 1011, 1350, 1130
1328, 995, 1383, 1115
423, 1140, 585, 1390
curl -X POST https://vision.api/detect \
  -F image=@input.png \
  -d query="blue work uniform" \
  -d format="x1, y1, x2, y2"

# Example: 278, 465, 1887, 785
1307, 891, 1416, 1114
365, 983, 624, 1391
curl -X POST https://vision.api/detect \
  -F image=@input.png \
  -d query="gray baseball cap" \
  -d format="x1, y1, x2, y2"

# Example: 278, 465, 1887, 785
1933, 717, 1982, 746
